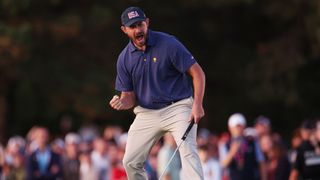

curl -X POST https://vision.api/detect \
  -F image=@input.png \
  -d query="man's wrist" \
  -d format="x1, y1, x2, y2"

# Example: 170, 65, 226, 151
193, 99, 203, 106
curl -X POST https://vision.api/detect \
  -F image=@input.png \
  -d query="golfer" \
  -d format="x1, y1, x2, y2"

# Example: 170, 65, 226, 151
110, 6, 205, 180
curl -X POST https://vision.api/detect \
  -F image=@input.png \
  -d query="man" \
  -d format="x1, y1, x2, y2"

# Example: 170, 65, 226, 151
109, 6, 205, 180
254, 115, 271, 139
62, 132, 81, 180
289, 120, 320, 180
26, 127, 63, 180
220, 113, 266, 180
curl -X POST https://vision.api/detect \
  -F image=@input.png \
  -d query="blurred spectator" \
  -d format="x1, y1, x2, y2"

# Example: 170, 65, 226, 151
289, 119, 320, 180
260, 134, 273, 155
220, 113, 267, 180
0, 144, 4, 179
287, 128, 302, 165
260, 134, 290, 180
145, 141, 161, 180
207, 133, 220, 159
254, 116, 271, 139
91, 138, 110, 180
4, 136, 26, 166
198, 144, 221, 180
3, 136, 26, 179
117, 133, 128, 150
108, 142, 127, 180
157, 133, 181, 180
51, 138, 64, 155
26, 127, 63, 180
62, 132, 81, 180
103, 125, 123, 144
79, 151, 98, 180
79, 125, 99, 143
26, 126, 41, 154
5, 153, 25, 180
197, 128, 210, 146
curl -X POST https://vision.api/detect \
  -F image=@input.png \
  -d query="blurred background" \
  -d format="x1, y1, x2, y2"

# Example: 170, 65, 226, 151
1, 0, 320, 143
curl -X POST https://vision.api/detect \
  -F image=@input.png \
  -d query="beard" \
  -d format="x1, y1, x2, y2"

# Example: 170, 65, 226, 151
131, 31, 146, 48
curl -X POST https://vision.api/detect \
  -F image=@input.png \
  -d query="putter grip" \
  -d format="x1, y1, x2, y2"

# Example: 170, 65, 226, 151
181, 121, 194, 141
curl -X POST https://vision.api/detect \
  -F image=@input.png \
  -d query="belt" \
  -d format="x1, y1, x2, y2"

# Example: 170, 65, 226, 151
164, 99, 181, 106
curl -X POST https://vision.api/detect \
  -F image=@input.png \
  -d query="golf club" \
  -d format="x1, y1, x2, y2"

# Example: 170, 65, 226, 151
158, 121, 195, 180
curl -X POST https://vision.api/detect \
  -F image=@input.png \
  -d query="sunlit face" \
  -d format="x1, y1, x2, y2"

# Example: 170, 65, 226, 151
229, 125, 245, 137
36, 128, 49, 147
198, 149, 208, 162
260, 135, 273, 153
121, 19, 149, 50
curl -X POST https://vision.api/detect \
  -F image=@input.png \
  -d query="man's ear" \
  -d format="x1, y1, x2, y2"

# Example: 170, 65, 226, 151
121, 26, 127, 34
145, 18, 150, 27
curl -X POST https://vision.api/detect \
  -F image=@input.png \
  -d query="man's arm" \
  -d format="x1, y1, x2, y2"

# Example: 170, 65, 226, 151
109, 91, 136, 110
187, 63, 205, 124
221, 141, 241, 168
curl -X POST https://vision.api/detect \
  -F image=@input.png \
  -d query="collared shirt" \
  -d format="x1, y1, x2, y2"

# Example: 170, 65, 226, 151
115, 30, 196, 109
36, 147, 51, 175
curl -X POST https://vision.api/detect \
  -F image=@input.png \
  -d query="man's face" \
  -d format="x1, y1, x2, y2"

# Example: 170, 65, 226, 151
255, 123, 270, 136
229, 125, 245, 137
121, 19, 149, 49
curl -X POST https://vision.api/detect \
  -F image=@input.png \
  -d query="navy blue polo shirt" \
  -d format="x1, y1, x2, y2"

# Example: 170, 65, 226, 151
115, 30, 196, 109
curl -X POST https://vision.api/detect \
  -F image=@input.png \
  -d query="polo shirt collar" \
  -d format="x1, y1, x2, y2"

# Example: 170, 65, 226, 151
129, 30, 156, 53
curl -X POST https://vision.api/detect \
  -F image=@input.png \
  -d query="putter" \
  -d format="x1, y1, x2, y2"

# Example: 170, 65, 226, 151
158, 121, 195, 180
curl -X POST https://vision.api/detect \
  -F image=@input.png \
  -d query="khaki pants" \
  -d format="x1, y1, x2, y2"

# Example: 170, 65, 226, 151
122, 97, 204, 180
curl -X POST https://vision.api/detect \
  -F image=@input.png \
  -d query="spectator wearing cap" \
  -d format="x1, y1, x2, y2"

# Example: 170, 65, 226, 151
62, 133, 81, 180
289, 119, 320, 180
254, 116, 271, 139
220, 113, 267, 180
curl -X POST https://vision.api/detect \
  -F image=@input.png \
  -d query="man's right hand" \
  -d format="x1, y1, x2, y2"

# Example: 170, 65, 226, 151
110, 95, 122, 110
109, 92, 136, 110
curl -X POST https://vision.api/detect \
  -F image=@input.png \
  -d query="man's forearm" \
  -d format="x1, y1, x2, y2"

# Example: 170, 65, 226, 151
120, 91, 136, 109
188, 63, 205, 104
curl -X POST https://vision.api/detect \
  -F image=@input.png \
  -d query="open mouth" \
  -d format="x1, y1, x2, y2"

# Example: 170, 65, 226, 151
135, 33, 144, 42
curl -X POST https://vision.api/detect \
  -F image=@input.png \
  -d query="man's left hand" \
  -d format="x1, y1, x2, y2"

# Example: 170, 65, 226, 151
189, 103, 204, 124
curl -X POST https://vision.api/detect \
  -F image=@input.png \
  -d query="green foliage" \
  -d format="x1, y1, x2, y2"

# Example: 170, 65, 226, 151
0, 0, 320, 139
0, 0, 30, 17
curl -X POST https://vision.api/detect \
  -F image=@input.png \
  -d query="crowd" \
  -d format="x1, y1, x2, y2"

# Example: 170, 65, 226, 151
0, 113, 319, 180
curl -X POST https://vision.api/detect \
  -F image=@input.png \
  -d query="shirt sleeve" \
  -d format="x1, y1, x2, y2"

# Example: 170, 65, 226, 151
115, 54, 133, 92
169, 37, 196, 73
254, 140, 265, 162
